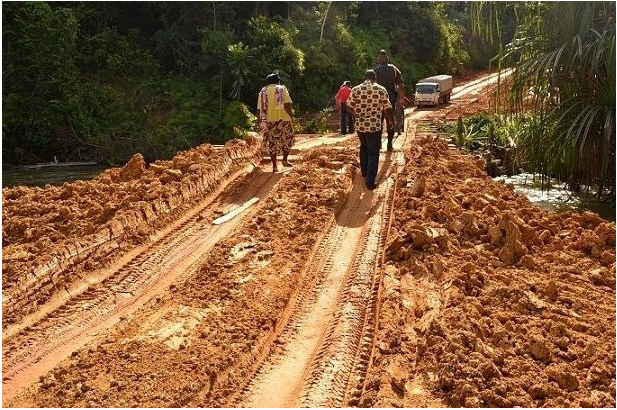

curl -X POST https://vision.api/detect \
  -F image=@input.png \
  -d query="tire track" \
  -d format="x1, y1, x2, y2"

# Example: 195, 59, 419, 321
1, 168, 285, 404
298, 175, 396, 407
235, 142, 399, 408
230, 72, 500, 408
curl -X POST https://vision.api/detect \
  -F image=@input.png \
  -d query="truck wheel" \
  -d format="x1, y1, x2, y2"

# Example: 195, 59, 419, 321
446, 93, 451, 103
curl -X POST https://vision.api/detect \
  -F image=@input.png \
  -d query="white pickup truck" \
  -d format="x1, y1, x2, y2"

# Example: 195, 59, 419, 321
414, 75, 453, 107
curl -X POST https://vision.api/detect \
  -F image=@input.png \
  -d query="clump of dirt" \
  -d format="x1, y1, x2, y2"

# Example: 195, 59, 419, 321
2, 137, 260, 328
362, 135, 616, 407
17, 147, 357, 408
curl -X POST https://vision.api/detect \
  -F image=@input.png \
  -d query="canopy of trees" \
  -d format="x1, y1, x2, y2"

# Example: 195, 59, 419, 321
3, 1, 487, 165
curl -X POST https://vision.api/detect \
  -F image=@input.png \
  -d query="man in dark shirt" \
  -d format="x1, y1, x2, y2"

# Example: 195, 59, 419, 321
374, 50, 404, 151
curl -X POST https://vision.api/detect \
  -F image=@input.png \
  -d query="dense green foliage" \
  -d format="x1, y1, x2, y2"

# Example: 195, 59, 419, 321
3, 1, 489, 165
472, 1, 616, 195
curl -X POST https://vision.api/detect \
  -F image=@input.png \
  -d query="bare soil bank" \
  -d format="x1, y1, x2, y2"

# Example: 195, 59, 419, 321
361, 136, 616, 407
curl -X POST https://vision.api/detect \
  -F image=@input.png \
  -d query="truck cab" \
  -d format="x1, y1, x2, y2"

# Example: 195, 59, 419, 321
414, 75, 453, 107
415, 82, 441, 106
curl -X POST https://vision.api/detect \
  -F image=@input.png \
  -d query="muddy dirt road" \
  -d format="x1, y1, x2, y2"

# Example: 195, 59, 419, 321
3, 70, 614, 407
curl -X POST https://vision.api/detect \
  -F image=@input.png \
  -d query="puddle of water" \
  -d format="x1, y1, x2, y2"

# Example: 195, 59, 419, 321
494, 173, 615, 221
2, 165, 109, 188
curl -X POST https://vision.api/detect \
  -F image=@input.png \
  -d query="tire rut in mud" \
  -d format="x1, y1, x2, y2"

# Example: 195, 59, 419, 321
1, 169, 281, 404
8, 148, 355, 408
234, 144, 403, 408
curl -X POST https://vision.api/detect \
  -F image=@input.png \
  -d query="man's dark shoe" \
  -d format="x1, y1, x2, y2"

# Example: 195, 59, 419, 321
387, 142, 393, 152
365, 181, 377, 190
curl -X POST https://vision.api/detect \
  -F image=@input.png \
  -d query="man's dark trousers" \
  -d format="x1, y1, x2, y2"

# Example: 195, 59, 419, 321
358, 130, 382, 188
341, 103, 354, 134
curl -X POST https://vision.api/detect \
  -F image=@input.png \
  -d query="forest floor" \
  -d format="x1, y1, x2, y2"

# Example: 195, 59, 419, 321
2, 71, 614, 408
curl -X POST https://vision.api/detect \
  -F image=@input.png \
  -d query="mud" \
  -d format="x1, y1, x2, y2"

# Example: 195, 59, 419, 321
2, 137, 260, 328
9, 146, 356, 407
361, 134, 616, 407
5, 72, 613, 409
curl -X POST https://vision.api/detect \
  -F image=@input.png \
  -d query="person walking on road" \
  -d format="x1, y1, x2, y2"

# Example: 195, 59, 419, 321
347, 70, 394, 190
257, 72, 295, 172
374, 49, 404, 151
394, 86, 409, 136
334, 81, 354, 135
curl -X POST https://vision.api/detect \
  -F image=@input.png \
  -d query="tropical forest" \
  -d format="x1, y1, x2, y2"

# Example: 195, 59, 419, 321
2, 2, 616, 408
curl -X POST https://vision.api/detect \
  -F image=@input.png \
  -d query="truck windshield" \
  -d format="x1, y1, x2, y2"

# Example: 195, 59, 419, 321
416, 84, 437, 94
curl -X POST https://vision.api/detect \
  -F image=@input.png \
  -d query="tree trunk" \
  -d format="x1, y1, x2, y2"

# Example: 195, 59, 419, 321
319, 2, 332, 44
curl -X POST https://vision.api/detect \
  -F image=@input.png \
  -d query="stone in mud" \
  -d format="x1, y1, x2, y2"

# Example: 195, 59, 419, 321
119, 153, 146, 181
600, 251, 615, 266
498, 244, 517, 265
410, 260, 429, 277
513, 240, 528, 257
410, 177, 426, 198
528, 335, 552, 363
387, 235, 407, 253
488, 226, 503, 244
543, 280, 559, 300
589, 267, 614, 288
148, 163, 166, 174
546, 364, 579, 392
449, 220, 465, 233
471, 197, 490, 211
499, 215, 523, 244
520, 255, 535, 269
161, 168, 183, 183
410, 229, 434, 248
539, 229, 551, 242
461, 212, 480, 236
390, 376, 406, 396
430, 259, 445, 278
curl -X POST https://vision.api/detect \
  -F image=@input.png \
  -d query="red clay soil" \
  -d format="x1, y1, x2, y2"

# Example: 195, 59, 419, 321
10, 147, 357, 408
2, 137, 260, 328
361, 135, 616, 407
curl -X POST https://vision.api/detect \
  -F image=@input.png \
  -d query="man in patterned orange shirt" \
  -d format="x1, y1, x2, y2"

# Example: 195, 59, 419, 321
347, 70, 394, 190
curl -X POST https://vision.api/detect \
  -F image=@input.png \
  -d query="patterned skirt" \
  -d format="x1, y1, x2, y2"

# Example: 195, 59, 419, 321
262, 120, 294, 156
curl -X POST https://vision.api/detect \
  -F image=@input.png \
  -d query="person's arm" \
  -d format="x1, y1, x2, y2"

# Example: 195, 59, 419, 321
284, 103, 294, 119
334, 90, 341, 110
347, 90, 357, 116
283, 87, 294, 119
394, 67, 405, 105
256, 91, 262, 124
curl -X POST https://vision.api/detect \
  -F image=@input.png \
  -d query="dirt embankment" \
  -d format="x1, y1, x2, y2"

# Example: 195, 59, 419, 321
15, 147, 357, 408
362, 136, 616, 407
2, 137, 260, 328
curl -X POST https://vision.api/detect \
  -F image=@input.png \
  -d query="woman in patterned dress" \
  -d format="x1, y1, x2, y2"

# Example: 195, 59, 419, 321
257, 72, 295, 172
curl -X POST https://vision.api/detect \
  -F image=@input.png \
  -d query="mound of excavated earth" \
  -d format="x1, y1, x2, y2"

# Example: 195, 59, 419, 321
362, 135, 616, 407
11, 147, 357, 407
2, 137, 260, 328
